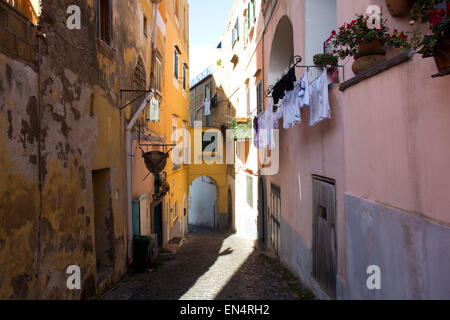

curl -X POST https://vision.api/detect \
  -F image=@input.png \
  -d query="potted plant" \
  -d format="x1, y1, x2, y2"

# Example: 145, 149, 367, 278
386, 0, 416, 17
326, 14, 411, 75
313, 53, 340, 82
313, 53, 339, 67
409, 0, 450, 74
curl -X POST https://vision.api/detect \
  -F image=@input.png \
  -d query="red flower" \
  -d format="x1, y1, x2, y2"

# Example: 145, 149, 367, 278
429, 9, 446, 26
331, 30, 336, 36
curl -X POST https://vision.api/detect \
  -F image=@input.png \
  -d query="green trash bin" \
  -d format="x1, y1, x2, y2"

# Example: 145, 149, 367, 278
132, 236, 151, 273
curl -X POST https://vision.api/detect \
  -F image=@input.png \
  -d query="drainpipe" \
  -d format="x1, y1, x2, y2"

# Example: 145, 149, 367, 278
126, 92, 153, 264
153, 1, 160, 50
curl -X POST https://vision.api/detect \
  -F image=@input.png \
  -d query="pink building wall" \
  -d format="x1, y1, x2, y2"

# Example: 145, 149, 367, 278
257, 0, 450, 299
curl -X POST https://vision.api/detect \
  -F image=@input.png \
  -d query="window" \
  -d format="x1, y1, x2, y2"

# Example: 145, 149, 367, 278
182, 64, 187, 90
252, 0, 256, 22
232, 17, 239, 47
173, 49, 179, 79
204, 83, 211, 100
143, 15, 148, 37
256, 81, 262, 115
247, 175, 253, 207
175, 0, 179, 19
152, 55, 162, 94
98, 0, 112, 45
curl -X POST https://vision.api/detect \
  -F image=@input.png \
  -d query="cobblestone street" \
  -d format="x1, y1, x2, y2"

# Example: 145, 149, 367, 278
104, 231, 314, 300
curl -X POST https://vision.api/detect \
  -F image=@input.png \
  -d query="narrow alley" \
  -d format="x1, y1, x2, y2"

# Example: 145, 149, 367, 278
1, 0, 450, 304
104, 229, 313, 300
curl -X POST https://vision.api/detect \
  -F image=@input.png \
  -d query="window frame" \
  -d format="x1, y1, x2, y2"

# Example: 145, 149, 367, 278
97, 0, 113, 46
143, 15, 148, 37
173, 49, 179, 79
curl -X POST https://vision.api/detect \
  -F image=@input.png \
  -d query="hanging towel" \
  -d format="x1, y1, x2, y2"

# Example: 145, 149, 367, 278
309, 68, 331, 126
297, 71, 311, 108
204, 98, 211, 116
282, 89, 302, 129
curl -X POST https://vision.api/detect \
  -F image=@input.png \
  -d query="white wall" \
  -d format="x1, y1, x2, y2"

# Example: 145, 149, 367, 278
189, 177, 218, 228
305, 0, 337, 79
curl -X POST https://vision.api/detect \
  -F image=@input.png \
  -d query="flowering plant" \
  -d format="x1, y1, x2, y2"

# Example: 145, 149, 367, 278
325, 14, 411, 59
409, 0, 450, 56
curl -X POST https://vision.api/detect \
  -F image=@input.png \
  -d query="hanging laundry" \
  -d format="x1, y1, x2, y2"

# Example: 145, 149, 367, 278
149, 96, 160, 122
272, 66, 297, 105
204, 98, 211, 116
281, 89, 301, 129
257, 103, 282, 150
309, 68, 331, 126
297, 71, 311, 108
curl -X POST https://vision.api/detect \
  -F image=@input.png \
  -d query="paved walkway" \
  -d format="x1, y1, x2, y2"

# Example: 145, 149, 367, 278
104, 231, 314, 300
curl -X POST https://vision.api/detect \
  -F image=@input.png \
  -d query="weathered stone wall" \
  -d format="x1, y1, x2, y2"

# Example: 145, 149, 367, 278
0, 0, 156, 299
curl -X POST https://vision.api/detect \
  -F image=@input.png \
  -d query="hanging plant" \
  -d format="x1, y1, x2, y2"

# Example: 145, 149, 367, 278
386, 0, 417, 17
408, 0, 450, 74
313, 53, 339, 67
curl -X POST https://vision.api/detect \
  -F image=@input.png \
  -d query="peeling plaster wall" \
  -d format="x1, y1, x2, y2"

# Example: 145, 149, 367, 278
0, 53, 40, 299
0, 0, 160, 299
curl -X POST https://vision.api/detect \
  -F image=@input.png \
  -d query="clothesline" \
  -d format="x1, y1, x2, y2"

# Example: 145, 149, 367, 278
254, 67, 331, 150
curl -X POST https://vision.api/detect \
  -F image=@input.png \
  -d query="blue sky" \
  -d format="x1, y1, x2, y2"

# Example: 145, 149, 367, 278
189, 0, 234, 81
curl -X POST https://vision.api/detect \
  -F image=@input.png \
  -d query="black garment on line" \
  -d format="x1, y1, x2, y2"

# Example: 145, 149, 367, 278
272, 66, 296, 105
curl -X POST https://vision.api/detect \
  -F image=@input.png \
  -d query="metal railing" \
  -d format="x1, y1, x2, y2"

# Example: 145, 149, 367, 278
190, 65, 215, 89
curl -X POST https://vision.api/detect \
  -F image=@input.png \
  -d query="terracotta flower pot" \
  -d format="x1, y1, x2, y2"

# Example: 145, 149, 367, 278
352, 55, 387, 75
356, 39, 386, 59
386, 0, 415, 17
434, 39, 450, 73
352, 39, 387, 75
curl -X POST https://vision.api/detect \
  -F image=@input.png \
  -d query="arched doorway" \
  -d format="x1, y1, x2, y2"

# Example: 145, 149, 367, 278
189, 176, 219, 230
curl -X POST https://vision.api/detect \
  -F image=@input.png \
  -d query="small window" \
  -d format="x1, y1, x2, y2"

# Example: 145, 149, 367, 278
204, 83, 211, 100
98, 0, 112, 45
152, 54, 162, 94
182, 64, 187, 90
143, 15, 148, 37
174, 50, 179, 79
232, 17, 239, 47
256, 81, 262, 115
175, 0, 179, 19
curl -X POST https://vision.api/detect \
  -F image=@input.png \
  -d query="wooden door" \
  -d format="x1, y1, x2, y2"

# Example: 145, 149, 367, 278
312, 177, 337, 299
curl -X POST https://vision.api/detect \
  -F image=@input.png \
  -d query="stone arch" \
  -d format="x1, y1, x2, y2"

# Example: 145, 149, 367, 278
188, 176, 219, 230
268, 15, 294, 86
